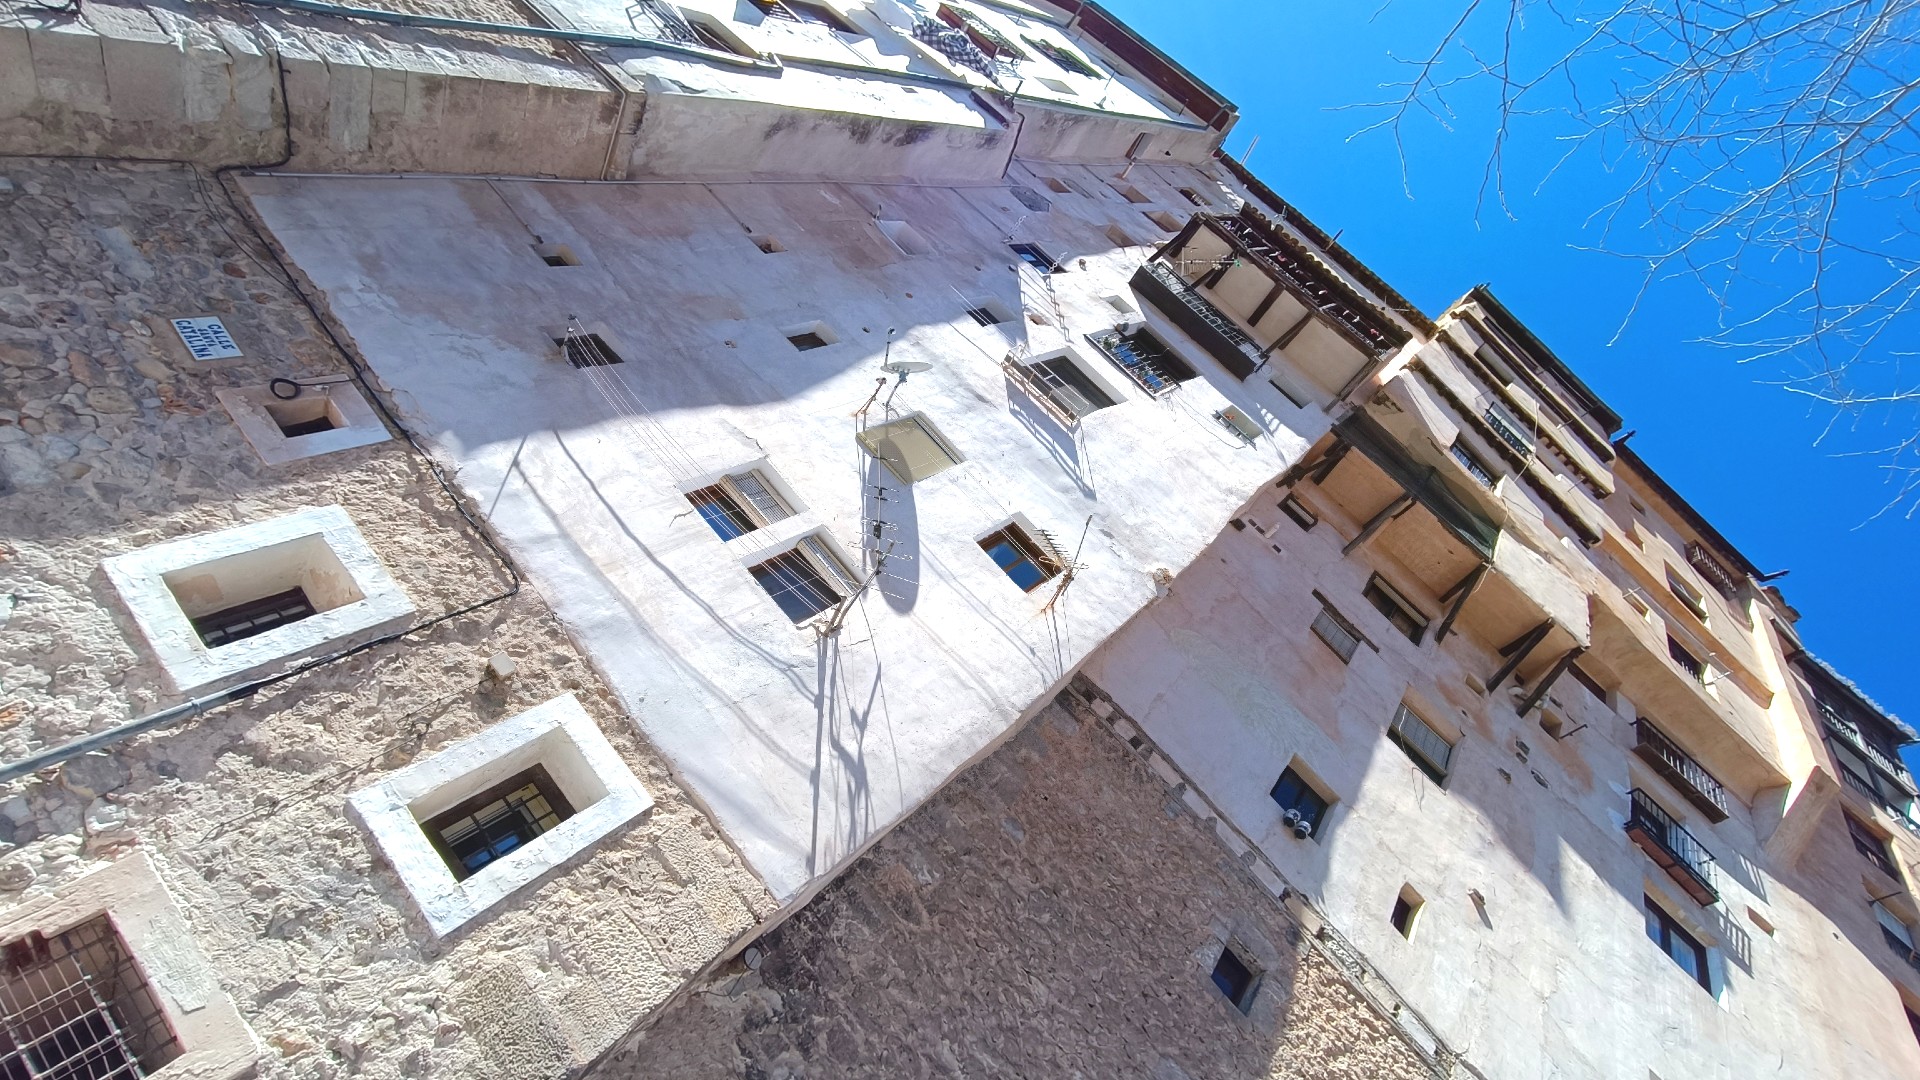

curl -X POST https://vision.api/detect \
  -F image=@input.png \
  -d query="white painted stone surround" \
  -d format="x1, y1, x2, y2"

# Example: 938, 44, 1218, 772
215, 379, 392, 466
347, 694, 654, 937
100, 505, 415, 694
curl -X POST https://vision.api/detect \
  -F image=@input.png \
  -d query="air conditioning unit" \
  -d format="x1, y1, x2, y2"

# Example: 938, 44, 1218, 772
1215, 405, 1262, 443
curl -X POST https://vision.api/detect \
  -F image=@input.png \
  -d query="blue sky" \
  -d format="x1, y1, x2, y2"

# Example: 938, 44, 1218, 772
1099, 1, 1918, 739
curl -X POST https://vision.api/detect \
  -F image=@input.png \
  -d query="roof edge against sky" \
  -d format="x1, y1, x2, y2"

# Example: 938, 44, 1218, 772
1024, 0, 1238, 131
1466, 286, 1624, 435
1614, 438, 1765, 581
1789, 648, 1915, 743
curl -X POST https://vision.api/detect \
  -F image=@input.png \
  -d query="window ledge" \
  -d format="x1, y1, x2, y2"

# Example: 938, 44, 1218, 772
215, 381, 391, 466
347, 694, 653, 937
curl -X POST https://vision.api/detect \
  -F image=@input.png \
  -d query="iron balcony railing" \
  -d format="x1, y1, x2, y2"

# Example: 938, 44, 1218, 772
1626, 789, 1719, 906
1821, 702, 1910, 780
1482, 406, 1533, 456
628, 0, 703, 46
1205, 211, 1406, 357
1883, 926, 1920, 974
1685, 540, 1742, 598
1133, 261, 1260, 379
1632, 720, 1730, 823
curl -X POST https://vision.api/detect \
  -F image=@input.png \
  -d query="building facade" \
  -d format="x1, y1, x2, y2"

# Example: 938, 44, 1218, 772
0, 0, 1916, 1077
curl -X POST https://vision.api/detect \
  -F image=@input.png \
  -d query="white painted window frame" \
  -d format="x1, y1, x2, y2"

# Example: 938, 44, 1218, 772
347, 694, 653, 937
215, 379, 391, 466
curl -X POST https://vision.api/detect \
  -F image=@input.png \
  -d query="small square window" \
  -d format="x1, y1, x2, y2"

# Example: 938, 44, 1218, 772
1279, 494, 1318, 531
965, 303, 1007, 327
1390, 886, 1423, 939
217, 382, 391, 466
557, 333, 623, 368
1043, 177, 1074, 195
1143, 210, 1183, 233
979, 524, 1061, 592
1009, 242, 1061, 273
1388, 703, 1453, 784
788, 332, 830, 351
877, 219, 932, 256
1450, 439, 1496, 487
1112, 183, 1152, 204
1009, 186, 1052, 213
1310, 601, 1364, 664
1643, 895, 1711, 992
1210, 945, 1259, 1012
1667, 636, 1705, 682
1363, 575, 1427, 645
751, 234, 785, 254
423, 764, 576, 881
264, 395, 341, 438
1034, 76, 1076, 95
1105, 223, 1142, 249
751, 539, 856, 623
1271, 766, 1331, 838
857, 415, 960, 483
532, 242, 578, 267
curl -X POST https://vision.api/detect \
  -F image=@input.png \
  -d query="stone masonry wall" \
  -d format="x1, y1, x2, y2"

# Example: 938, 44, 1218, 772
0, 157, 773, 1079
598, 677, 1440, 1080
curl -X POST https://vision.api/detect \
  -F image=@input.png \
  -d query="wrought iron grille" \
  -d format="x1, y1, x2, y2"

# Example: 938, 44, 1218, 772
1631, 720, 1730, 821
1626, 789, 1719, 905
1142, 261, 1254, 349
0, 918, 180, 1079
626, 0, 701, 47
1205, 210, 1406, 356
1481, 406, 1532, 456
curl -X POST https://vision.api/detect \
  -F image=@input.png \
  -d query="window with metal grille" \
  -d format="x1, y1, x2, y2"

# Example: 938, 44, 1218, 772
1363, 576, 1427, 645
750, 543, 851, 623
1388, 703, 1453, 784
1027, 358, 1116, 419
1091, 328, 1197, 395
754, 0, 858, 31
687, 471, 790, 541
1270, 767, 1331, 836
1209, 945, 1259, 1012
0, 918, 181, 1080
1848, 813, 1900, 878
1008, 242, 1060, 273
979, 525, 1060, 592
1667, 570, 1710, 623
1178, 187, 1210, 207
1643, 895, 1711, 992
423, 765, 576, 881
1021, 35, 1097, 77
1450, 439, 1496, 487
938, 3, 1028, 58
556, 333, 623, 368
1667, 636, 1706, 682
1310, 602, 1362, 664
190, 587, 317, 648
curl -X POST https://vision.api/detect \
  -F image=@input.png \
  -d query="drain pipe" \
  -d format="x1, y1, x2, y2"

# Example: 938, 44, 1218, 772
0, 685, 258, 786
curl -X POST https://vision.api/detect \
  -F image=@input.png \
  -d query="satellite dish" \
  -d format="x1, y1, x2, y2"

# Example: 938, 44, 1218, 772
883, 359, 933, 377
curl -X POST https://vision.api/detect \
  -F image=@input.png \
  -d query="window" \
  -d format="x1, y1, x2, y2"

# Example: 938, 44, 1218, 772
101, 506, 416, 694
1876, 900, 1916, 952
348, 695, 655, 936
1143, 210, 1183, 233
1022, 36, 1098, 77
937, 3, 1027, 59
1279, 494, 1318, 531
1390, 886, 1423, 939
264, 395, 340, 438
1008, 242, 1061, 273
1178, 187, 1209, 207
751, 539, 856, 623
0, 916, 182, 1079
1363, 576, 1427, 645
979, 525, 1061, 592
216, 382, 392, 466
1848, 813, 1900, 877
1209, 945, 1259, 1012
422, 765, 575, 882
687, 471, 790, 541
1043, 177, 1076, 195
1092, 327, 1197, 395
1310, 601, 1364, 664
1667, 636, 1706, 682
532, 242, 578, 267
558, 333, 623, 368
1567, 663, 1609, 703
1450, 439, 1496, 486
1112, 183, 1152, 204
966, 305, 1005, 327
1034, 76, 1076, 95
1668, 570, 1709, 623
788, 331, 830, 351
857, 415, 960, 483
757, 0, 859, 32
1026, 357, 1116, 419
876, 219, 931, 256
750, 234, 785, 254
1388, 703, 1454, 784
1271, 767, 1331, 837
1643, 895, 1711, 992
685, 11, 755, 55
1484, 402, 1534, 454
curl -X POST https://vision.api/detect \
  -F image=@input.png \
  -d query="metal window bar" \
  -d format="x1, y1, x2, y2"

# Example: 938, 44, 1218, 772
1089, 329, 1189, 397
937, 3, 1028, 59
1450, 441, 1496, 486
1625, 789, 1719, 905
0, 918, 180, 1080
1143, 260, 1256, 350
1023, 36, 1096, 77
191, 587, 317, 649
1820, 703, 1910, 780
719, 471, 791, 529
981, 527, 1062, 591
1482, 405, 1533, 455
1685, 541, 1742, 598
1387, 704, 1451, 782
1311, 606, 1360, 664
626, 0, 700, 45
1847, 815, 1901, 878
1631, 720, 1730, 821
797, 536, 860, 596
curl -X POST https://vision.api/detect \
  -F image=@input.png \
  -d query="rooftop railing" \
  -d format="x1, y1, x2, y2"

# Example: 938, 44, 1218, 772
1632, 720, 1730, 823
1626, 789, 1719, 906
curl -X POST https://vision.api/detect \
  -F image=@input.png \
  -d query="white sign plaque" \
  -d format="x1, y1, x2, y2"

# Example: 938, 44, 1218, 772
170, 317, 243, 361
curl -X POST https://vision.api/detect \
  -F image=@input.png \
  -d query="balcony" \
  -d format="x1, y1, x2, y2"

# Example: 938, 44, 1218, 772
1204, 210, 1408, 358
1130, 261, 1260, 379
1625, 789, 1719, 906
1822, 702, 1910, 779
1632, 720, 1731, 823
1685, 541, 1742, 598
1482, 406, 1532, 456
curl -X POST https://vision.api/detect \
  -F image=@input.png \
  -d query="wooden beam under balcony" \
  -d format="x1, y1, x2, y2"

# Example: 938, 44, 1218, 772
1432, 562, 1489, 645
1488, 619, 1554, 692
